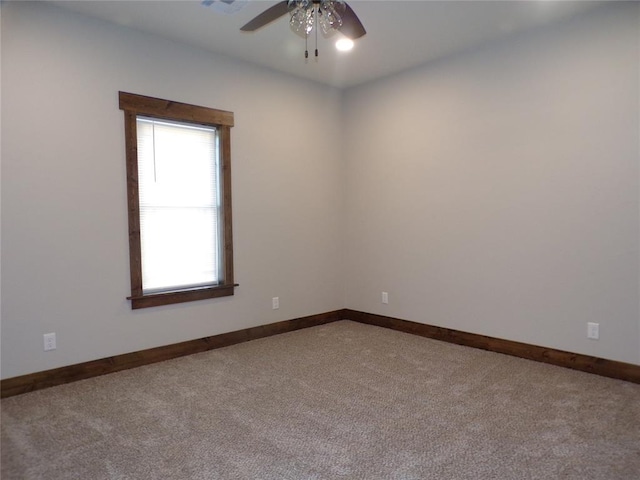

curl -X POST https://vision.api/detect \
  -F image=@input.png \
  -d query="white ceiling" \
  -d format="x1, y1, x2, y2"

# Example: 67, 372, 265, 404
51, 0, 606, 89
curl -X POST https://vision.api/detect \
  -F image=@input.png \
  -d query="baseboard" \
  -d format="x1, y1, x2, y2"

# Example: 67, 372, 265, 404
343, 309, 640, 384
0, 310, 343, 398
4, 308, 638, 398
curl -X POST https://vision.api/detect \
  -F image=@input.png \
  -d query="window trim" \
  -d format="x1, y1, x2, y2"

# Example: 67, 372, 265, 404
119, 92, 236, 309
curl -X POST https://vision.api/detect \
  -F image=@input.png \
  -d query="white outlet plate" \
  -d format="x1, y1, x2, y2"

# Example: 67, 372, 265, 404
382, 292, 389, 304
44, 332, 57, 351
272, 297, 279, 310
587, 322, 599, 340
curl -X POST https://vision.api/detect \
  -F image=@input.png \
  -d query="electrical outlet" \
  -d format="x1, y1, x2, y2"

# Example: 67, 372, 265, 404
587, 322, 599, 340
382, 292, 389, 304
272, 297, 279, 310
43, 333, 57, 351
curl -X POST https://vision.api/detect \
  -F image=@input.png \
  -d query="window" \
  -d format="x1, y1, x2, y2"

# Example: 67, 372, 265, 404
119, 92, 236, 309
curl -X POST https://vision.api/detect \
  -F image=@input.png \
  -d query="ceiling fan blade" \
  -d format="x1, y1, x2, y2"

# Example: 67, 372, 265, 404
338, 3, 366, 39
240, 1, 293, 32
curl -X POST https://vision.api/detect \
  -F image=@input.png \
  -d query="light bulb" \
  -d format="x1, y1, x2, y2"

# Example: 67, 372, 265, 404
335, 38, 354, 51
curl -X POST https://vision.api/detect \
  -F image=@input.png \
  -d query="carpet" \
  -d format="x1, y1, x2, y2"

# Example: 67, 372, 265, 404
2, 320, 639, 479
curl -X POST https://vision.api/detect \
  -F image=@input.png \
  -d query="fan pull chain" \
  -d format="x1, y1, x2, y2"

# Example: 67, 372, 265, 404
305, 31, 308, 60
315, 5, 319, 59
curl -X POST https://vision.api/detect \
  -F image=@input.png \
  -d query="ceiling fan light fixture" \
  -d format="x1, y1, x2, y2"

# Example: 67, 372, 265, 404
288, 0, 347, 37
290, 5, 314, 35
240, 0, 365, 59
318, 3, 343, 35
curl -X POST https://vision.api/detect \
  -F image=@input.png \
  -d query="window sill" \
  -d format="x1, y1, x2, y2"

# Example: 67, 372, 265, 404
128, 284, 238, 309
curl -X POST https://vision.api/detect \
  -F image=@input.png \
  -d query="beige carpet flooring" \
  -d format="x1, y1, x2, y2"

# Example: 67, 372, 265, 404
2, 320, 639, 479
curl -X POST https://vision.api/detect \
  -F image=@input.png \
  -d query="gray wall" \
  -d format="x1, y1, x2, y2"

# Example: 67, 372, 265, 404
343, 2, 639, 364
1, 2, 345, 379
2, 1, 638, 379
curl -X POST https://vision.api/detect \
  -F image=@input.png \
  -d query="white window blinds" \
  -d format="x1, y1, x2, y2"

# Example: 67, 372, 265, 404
136, 116, 221, 294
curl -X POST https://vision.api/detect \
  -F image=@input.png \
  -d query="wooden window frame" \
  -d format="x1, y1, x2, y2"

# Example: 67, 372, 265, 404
119, 92, 236, 309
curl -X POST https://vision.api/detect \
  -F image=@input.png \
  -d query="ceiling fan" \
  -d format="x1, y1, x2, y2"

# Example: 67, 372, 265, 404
240, 0, 366, 40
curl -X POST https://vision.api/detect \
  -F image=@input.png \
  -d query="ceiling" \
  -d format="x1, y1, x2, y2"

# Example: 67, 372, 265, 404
51, 0, 606, 89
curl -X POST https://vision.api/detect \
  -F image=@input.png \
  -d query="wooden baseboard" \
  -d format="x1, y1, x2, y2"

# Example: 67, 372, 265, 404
4, 308, 638, 398
342, 309, 640, 384
0, 310, 343, 398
